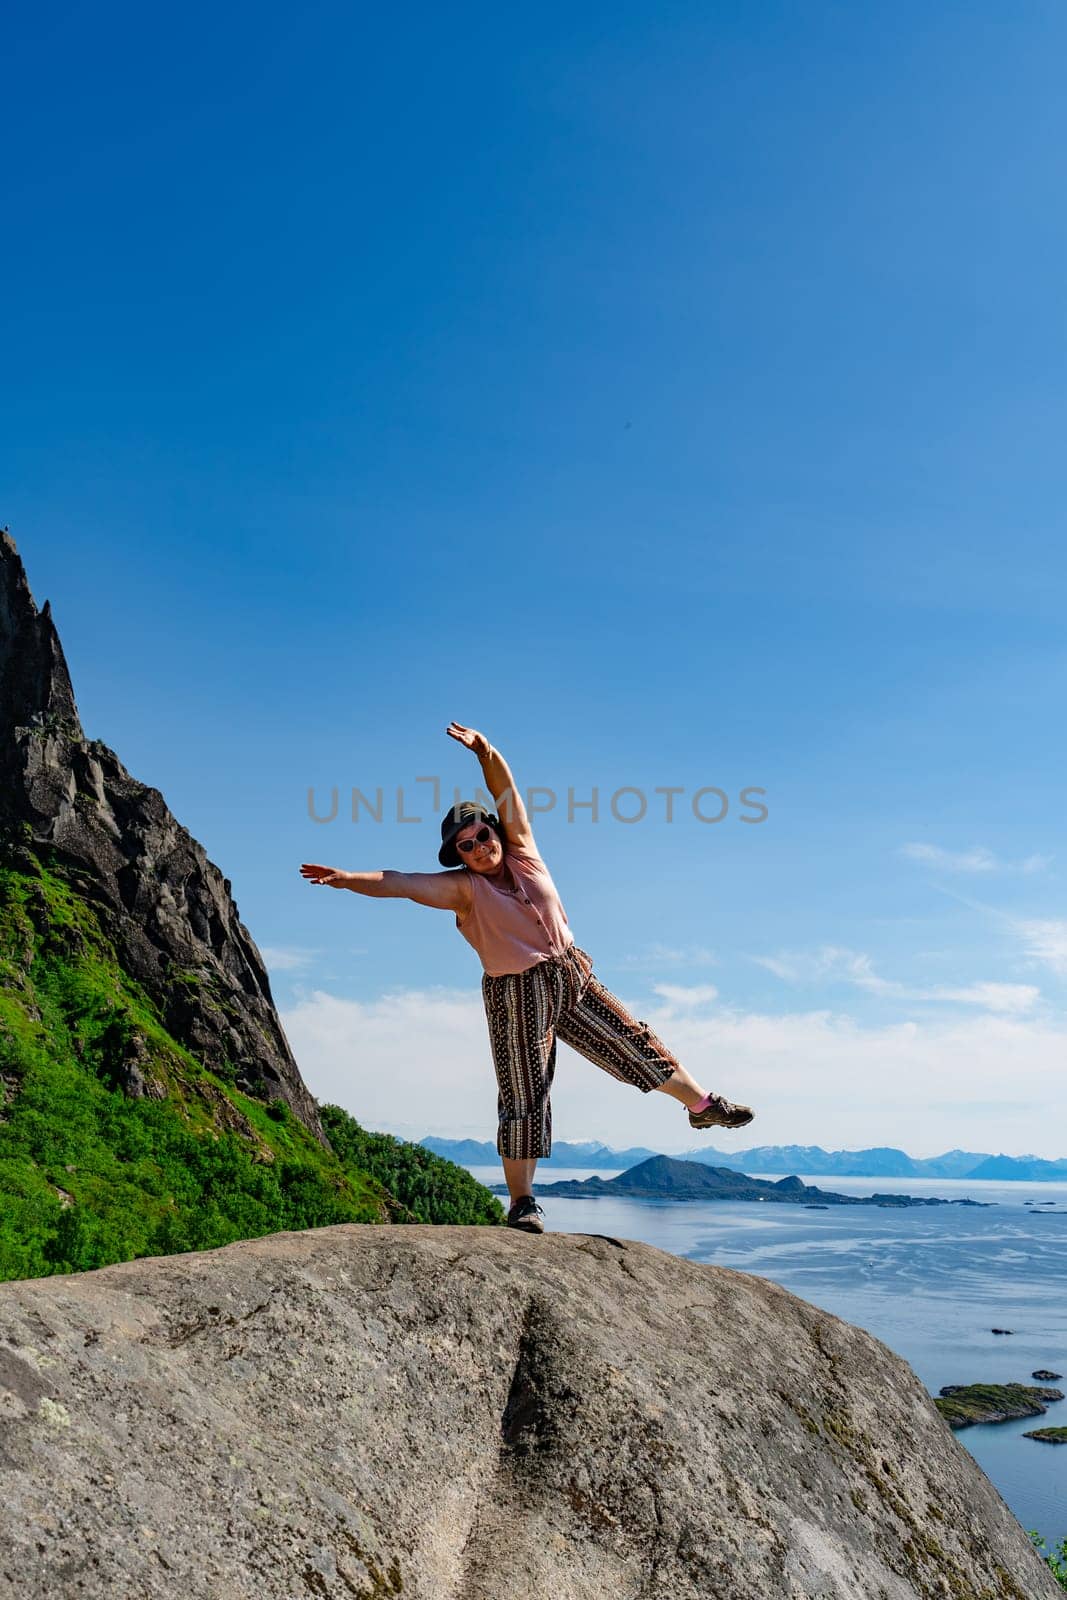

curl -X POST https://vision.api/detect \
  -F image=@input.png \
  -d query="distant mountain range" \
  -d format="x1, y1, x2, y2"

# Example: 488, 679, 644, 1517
419, 1137, 1067, 1183
484, 1156, 992, 1208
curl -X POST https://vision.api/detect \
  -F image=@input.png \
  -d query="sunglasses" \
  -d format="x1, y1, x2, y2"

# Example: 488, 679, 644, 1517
457, 826, 494, 853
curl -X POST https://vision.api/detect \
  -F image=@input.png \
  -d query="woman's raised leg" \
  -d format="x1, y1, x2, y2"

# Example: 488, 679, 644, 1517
649, 1060, 712, 1109
556, 949, 735, 1111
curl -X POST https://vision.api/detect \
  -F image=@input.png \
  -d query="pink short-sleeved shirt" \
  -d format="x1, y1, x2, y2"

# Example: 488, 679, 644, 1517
454, 841, 575, 976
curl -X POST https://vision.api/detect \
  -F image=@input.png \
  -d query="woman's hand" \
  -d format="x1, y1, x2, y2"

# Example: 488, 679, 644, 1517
300, 863, 351, 888
446, 721, 491, 758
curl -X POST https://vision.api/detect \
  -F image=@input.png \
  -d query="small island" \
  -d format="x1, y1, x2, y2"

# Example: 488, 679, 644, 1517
492, 1155, 995, 1208
1022, 1427, 1067, 1444
1033, 1370, 1063, 1381
933, 1383, 1065, 1429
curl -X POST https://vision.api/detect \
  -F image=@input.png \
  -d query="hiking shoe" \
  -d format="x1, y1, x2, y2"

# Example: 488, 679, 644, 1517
688, 1094, 754, 1130
506, 1195, 545, 1234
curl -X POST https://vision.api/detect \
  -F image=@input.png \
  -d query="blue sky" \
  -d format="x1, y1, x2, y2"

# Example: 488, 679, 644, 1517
5, 2, 1067, 1157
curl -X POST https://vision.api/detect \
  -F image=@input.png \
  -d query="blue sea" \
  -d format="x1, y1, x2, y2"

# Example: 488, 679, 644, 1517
462, 1166, 1067, 1550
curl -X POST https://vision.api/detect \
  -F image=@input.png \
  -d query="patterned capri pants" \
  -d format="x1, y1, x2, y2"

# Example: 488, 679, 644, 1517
481, 942, 681, 1160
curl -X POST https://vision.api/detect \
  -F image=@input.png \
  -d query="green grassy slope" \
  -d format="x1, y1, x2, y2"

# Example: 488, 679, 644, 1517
0, 839, 503, 1281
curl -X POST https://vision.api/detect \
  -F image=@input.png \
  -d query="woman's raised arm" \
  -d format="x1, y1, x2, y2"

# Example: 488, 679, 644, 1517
445, 722, 535, 849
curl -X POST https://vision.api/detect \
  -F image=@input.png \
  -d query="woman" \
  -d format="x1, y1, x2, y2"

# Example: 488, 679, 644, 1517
300, 723, 754, 1235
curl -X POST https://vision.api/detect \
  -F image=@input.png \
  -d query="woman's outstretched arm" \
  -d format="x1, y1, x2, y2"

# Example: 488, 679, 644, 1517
445, 722, 535, 849
300, 864, 471, 912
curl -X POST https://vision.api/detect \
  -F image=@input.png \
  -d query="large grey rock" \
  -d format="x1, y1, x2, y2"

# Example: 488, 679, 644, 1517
0, 530, 326, 1143
0, 1225, 1054, 1599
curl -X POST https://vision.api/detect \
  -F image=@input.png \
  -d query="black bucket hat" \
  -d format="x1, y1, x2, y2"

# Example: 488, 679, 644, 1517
438, 801, 502, 867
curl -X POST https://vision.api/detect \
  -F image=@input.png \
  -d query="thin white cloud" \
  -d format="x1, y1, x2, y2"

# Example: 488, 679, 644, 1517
899, 842, 1051, 876
650, 983, 719, 1010
1013, 918, 1067, 977
751, 954, 799, 982
918, 891, 1067, 985
815, 947, 893, 994
749, 945, 1038, 1013
619, 943, 717, 967
261, 945, 368, 975
260, 946, 319, 971
930, 982, 1039, 1015
899, 843, 998, 872
750, 946, 891, 992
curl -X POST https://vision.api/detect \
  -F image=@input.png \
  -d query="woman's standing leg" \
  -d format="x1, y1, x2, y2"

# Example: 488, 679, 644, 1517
481, 961, 563, 1205
501, 1154, 538, 1208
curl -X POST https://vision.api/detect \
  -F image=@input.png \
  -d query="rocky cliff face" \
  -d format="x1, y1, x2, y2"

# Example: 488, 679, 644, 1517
0, 1225, 1056, 1600
0, 531, 326, 1143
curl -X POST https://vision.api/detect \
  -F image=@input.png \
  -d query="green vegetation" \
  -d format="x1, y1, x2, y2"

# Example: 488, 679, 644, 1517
0, 842, 504, 1282
1029, 1533, 1067, 1591
1024, 1427, 1067, 1443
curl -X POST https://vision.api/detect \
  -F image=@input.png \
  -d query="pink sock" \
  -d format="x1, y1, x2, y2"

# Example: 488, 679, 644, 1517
690, 1092, 713, 1113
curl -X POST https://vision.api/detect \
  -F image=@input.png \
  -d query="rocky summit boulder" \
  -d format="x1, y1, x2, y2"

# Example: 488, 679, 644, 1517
0, 1226, 1055, 1600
